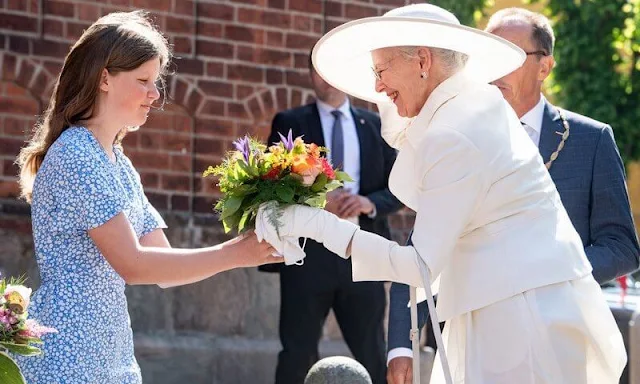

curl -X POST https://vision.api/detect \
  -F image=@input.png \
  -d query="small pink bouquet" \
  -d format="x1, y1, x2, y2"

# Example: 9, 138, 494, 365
204, 130, 352, 234
0, 276, 56, 384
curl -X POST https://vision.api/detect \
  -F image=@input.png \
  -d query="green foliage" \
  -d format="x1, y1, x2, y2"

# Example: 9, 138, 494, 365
533, 0, 640, 161
427, 0, 494, 26
0, 352, 26, 384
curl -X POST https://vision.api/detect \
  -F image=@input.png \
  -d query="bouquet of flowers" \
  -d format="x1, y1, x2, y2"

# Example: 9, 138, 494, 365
0, 276, 56, 384
204, 130, 351, 234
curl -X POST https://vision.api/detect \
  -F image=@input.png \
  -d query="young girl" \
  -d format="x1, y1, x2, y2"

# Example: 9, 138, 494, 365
15, 10, 279, 383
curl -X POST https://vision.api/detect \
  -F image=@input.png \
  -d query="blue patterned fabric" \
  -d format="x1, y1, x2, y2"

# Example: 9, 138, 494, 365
18, 127, 166, 383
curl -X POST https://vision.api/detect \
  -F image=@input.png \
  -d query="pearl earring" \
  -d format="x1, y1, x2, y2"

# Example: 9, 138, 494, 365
420, 71, 428, 79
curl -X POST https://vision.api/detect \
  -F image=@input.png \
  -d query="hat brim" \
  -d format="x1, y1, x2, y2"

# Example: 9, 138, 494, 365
312, 17, 526, 103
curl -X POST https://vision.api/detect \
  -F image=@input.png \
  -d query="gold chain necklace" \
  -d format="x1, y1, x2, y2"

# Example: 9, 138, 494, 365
544, 108, 570, 170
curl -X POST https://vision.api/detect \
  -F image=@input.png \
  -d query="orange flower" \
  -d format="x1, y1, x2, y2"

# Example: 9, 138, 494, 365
292, 155, 322, 186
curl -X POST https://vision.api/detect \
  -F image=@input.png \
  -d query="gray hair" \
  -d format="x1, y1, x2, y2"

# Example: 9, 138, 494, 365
396, 46, 468, 77
486, 8, 555, 56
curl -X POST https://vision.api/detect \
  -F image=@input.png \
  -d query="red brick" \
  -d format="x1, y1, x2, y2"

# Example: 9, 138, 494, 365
346, 3, 379, 18
43, 0, 74, 17
266, 69, 284, 85
199, 80, 233, 98
237, 7, 290, 29
294, 52, 310, 69
227, 102, 248, 119
195, 118, 235, 137
172, 36, 193, 55
169, 78, 188, 105
268, 0, 285, 9
285, 33, 317, 50
313, 18, 323, 34
131, 0, 171, 12
9, 36, 30, 55
146, 192, 168, 210
139, 132, 164, 150
43, 18, 64, 37
173, 114, 192, 133
2, 55, 17, 81
185, 90, 203, 113
293, 15, 313, 32
171, 194, 190, 211
77, 3, 100, 21
289, 1, 322, 13
261, 90, 275, 112
276, 87, 288, 110
227, 63, 263, 83
0, 137, 25, 157
173, 0, 195, 15
193, 196, 215, 214
170, 154, 191, 172
31, 70, 51, 97
206, 61, 224, 77
224, 25, 265, 44
175, 57, 203, 76
0, 12, 38, 33
285, 70, 310, 88
164, 133, 191, 152
2, 158, 19, 176
43, 60, 62, 78
166, 16, 195, 34
197, 20, 223, 38
200, 99, 225, 116
197, 3, 234, 21
233, 0, 267, 6
266, 31, 284, 47
196, 40, 234, 59
246, 96, 261, 121
291, 88, 303, 106
235, 84, 254, 99
32, 39, 70, 58
325, 1, 343, 17
194, 137, 224, 156
7, 0, 29, 12
66, 22, 90, 40
140, 172, 159, 189
3, 116, 28, 136
128, 149, 170, 169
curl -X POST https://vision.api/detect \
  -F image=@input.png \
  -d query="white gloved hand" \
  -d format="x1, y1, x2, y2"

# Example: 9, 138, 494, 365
377, 101, 413, 149
255, 203, 359, 260
255, 207, 306, 265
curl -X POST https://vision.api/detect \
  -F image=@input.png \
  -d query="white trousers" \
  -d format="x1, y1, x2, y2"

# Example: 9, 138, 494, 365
430, 274, 626, 384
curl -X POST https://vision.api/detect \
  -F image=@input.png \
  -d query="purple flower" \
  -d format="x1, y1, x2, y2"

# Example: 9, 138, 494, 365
233, 136, 251, 163
278, 129, 294, 152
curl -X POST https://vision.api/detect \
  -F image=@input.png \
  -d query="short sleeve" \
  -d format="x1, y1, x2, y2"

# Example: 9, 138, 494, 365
51, 137, 128, 231
141, 197, 167, 236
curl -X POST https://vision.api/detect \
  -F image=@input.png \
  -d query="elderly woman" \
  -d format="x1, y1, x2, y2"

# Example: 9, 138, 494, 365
257, 4, 626, 384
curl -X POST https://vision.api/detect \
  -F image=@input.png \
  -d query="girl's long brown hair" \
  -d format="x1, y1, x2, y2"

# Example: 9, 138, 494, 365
17, 10, 171, 202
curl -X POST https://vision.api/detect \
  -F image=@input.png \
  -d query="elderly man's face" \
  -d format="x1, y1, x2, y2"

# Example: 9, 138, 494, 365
488, 23, 554, 117
371, 48, 426, 118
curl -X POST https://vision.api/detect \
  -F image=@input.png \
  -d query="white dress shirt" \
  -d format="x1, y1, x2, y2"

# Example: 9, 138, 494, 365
316, 99, 361, 194
519, 95, 545, 147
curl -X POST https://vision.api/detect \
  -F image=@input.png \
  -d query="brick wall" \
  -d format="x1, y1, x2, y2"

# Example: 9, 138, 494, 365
0, 0, 415, 242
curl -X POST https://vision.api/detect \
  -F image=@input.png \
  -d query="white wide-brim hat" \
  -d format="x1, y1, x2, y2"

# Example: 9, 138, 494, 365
312, 4, 525, 103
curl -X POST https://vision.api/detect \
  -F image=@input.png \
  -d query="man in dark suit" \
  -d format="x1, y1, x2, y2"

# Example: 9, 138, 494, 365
261, 53, 403, 384
386, 8, 640, 384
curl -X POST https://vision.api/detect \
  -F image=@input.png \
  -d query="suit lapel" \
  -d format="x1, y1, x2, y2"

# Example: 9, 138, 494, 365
304, 103, 326, 147
539, 100, 563, 168
351, 107, 372, 185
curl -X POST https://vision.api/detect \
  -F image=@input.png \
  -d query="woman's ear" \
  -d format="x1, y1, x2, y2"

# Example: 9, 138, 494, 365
416, 47, 433, 73
99, 69, 110, 93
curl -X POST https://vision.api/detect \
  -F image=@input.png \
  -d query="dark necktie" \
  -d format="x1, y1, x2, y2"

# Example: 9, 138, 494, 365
331, 110, 344, 169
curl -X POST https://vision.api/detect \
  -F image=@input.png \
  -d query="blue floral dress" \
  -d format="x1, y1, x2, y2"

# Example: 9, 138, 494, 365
18, 127, 166, 383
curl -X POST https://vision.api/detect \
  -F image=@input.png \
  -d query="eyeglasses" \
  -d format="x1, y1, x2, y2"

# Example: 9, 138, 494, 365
525, 50, 549, 57
371, 55, 401, 81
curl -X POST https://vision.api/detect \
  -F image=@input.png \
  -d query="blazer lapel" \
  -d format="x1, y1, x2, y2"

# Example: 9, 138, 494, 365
538, 100, 563, 167
304, 103, 326, 147
351, 107, 372, 184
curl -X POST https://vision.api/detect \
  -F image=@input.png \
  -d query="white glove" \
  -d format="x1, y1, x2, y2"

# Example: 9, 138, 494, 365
255, 206, 306, 265
377, 101, 413, 149
255, 203, 359, 260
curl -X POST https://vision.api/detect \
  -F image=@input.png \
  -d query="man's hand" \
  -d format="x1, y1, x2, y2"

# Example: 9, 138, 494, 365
387, 356, 413, 384
325, 188, 348, 216
337, 193, 375, 218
